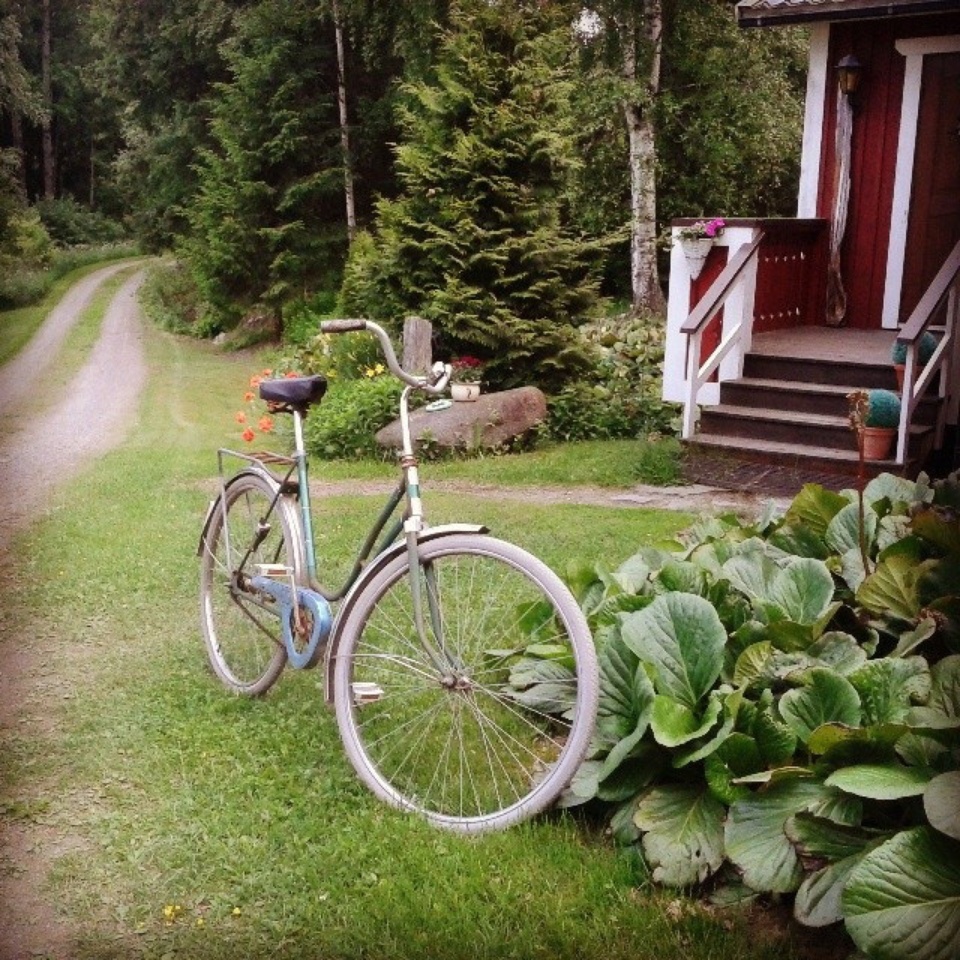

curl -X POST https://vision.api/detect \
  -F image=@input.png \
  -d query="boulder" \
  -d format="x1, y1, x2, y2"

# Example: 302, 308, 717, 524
375, 386, 547, 453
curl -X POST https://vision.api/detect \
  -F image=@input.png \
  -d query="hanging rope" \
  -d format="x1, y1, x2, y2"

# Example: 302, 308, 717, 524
825, 89, 853, 326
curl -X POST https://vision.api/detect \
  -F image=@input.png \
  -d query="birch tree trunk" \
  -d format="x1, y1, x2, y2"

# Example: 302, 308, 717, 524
41, 0, 54, 200
621, 0, 664, 315
332, 0, 357, 243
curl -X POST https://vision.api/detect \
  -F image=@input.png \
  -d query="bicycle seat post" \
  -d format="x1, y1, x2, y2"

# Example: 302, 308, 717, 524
291, 406, 319, 580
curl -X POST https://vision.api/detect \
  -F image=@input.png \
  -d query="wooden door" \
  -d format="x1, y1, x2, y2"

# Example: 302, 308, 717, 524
900, 52, 960, 320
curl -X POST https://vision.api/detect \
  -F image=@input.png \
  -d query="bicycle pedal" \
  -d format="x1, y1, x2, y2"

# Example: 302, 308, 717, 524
352, 682, 384, 705
256, 563, 292, 578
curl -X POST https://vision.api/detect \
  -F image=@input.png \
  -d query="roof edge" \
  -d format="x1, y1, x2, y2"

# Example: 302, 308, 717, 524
737, 0, 958, 29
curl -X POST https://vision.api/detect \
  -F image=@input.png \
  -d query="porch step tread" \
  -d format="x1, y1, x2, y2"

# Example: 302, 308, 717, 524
708, 403, 849, 427
687, 434, 901, 467
704, 402, 932, 433
737, 377, 874, 395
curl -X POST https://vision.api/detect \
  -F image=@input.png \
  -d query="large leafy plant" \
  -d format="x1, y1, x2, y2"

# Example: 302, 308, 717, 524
525, 472, 960, 960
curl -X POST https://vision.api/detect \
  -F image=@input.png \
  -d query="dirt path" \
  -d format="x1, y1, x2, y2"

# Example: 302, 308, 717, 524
0, 264, 148, 960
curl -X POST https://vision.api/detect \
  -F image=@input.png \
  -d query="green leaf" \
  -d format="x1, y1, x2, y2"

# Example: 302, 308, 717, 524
805, 632, 869, 675
779, 669, 861, 744
849, 657, 931, 726
928, 655, 960, 719
924, 771, 960, 842
864, 473, 932, 508
808, 722, 906, 763
704, 733, 763, 804
825, 764, 932, 800
826, 502, 878, 556
786, 812, 885, 861
856, 552, 928, 620
725, 779, 832, 893
768, 524, 830, 560
650, 692, 723, 748
843, 827, 960, 960
612, 554, 653, 594
621, 593, 727, 710
634, 785, 726, 887
733, 641, 773, 687
785, 485, 849, 538
753, 707, 798, 765
795, 855, 865, 927
595, 634, 655, 747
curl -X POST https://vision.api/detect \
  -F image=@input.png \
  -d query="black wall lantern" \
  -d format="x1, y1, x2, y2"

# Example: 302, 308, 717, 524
836, 54, 863, 98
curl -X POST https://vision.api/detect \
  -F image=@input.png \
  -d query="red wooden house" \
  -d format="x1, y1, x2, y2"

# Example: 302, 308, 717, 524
662, 0, 960, 476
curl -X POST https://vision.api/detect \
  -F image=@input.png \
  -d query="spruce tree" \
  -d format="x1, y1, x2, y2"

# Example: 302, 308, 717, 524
183, 0, 343, 330
343, 0, 600, 390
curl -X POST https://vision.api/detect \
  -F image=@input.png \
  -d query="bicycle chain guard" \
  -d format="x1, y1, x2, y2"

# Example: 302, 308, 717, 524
250, 576, 333, 669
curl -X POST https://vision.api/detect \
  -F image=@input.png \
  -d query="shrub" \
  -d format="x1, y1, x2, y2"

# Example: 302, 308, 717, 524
542, 313, 678, 442
139, 260, 206, 335
513, 471, 960, 960
35, 197, 126, 246
302, 374, 403, 460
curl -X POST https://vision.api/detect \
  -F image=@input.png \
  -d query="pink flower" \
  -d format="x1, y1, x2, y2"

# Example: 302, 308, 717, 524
242, 427, 255, 443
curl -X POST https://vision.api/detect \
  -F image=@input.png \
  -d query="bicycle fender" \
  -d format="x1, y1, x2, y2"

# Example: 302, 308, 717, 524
322, 523, 487, 704
196, 466, 280, 557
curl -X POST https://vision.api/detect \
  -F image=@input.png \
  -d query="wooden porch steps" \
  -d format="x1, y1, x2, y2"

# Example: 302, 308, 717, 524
685, 338, 941, 478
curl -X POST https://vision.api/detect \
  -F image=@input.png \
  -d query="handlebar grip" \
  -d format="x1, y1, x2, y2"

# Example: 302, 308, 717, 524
320, 318, 367, 334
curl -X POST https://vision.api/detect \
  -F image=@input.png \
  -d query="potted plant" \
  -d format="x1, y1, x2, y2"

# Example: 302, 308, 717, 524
860, 387, 901, 460
890, 330, 938, 390
677, 218, 725, 280
449, 356, 486, 401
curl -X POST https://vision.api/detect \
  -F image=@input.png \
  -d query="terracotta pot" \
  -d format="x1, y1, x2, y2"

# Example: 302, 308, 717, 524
861, 426, 895, 460
451, 382, 481, 402
894, 364, 905, 391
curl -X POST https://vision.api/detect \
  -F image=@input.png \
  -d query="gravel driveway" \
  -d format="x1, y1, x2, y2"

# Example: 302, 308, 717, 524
0, 263, 148, 544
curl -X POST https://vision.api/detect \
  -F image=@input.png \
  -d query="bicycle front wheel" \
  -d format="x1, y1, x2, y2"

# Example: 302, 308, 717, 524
199, 471, 305, 695
333, 534, 598, 833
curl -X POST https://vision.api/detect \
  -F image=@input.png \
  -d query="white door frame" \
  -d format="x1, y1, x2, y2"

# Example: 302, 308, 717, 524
882, 35, 960, 329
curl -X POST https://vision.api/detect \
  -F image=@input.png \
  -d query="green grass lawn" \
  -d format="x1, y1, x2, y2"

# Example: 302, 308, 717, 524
0, 299, 811, 959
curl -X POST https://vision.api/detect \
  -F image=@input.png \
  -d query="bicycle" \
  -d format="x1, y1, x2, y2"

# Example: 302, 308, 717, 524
197, 318, 598, 833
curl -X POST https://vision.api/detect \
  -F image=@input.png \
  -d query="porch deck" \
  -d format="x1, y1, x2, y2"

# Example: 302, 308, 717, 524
750, 327, 895, 365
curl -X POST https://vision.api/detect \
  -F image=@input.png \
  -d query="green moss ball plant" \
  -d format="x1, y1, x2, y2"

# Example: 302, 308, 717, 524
891, 331, 938, 365
865, 388, 901, 428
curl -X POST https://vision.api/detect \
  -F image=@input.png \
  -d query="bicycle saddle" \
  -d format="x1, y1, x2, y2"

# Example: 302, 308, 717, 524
259, 374, 328, 412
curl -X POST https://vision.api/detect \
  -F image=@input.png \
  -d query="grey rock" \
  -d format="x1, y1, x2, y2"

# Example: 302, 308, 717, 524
376, 386, 548, 453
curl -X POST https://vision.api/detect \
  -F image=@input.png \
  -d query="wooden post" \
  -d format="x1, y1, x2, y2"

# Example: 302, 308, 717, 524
402, 316, 432, 375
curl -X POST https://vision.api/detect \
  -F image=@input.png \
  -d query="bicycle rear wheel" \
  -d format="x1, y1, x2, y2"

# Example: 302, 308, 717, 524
199, 470, 305, 695
332, 534, 598, 833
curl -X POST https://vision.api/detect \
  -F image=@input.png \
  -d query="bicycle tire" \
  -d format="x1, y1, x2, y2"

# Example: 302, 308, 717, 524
199, 470, 305, 695
332, 533, 598, 833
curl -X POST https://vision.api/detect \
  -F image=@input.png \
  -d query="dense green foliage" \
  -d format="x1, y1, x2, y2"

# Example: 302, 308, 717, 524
340, 0, 601, 390
510, 472, 960, 960
2, 0, 808, 380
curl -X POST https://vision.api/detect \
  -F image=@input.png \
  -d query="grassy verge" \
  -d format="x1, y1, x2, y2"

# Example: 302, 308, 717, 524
0, 324, 805, 960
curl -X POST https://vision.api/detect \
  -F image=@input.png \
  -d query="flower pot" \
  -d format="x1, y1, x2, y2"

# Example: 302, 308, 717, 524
680, 237, 714, 280
861, 426, 895, 460
894, 364, 905, 392
451, 382, 481, 402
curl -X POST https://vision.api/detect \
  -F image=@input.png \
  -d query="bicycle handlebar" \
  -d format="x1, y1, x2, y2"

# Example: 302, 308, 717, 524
320, 318, 450, 395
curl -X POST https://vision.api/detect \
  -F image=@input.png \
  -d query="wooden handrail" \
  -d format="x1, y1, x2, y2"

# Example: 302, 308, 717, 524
897, 237, 960, 344
680, 233, 764, 438
680, 233, 765, 335
894, 238, 960, 464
